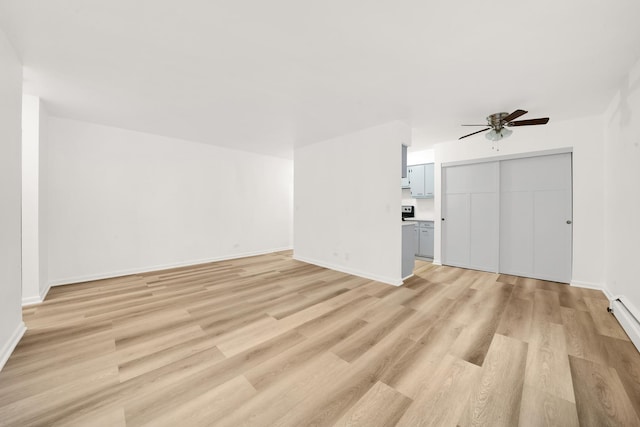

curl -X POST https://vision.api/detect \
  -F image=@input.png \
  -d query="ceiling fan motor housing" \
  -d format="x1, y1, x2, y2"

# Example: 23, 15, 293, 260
487, 112, 509, 130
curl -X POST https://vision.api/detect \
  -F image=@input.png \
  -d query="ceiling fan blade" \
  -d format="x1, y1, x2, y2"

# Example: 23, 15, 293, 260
459, 128, 490, 140
507, 117, 550, 126
461, 124, 489, 126
501, 109, 528, 123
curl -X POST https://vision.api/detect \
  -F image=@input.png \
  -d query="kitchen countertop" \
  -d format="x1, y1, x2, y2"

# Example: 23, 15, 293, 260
401, 221, 417, 226
405, 217, 435, 222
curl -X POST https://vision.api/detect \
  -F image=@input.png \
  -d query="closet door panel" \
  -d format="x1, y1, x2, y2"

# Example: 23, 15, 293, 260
500, 191, 534, 277
442, 193, 470, 267
533, 189, 572, 282
469, 192, 499, 271
442, 162, 498, 271
500, 153, 572, 283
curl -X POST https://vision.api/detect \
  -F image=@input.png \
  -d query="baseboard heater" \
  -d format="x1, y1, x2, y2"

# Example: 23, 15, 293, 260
609, 297, 640, 352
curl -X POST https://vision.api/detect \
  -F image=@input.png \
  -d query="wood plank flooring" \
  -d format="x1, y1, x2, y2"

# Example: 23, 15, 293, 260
1, 251, 639, 426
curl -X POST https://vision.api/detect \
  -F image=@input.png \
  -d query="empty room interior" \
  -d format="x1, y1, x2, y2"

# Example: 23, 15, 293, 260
2, 1, 640, 426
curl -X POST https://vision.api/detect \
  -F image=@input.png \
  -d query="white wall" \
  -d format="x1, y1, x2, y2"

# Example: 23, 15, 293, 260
603, 56, 640, 316
46, 117, 293, 285
0, 27, 25, 370
22, 95, 50, 304
434, 115, 605, 288
294, 121, 409, 285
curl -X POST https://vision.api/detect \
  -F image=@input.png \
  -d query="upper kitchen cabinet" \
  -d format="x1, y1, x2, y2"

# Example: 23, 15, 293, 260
407, 163, 434, 198
424, 163, 434, 197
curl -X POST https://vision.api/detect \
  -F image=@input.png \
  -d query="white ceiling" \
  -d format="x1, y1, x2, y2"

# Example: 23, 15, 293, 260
1, 0, 639, 158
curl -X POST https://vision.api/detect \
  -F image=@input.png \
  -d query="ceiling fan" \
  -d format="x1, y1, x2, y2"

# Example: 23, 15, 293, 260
458, 109, 549, 141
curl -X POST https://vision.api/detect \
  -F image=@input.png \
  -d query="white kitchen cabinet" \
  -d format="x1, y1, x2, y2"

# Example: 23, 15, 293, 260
413, 220, 434, 258
408, 165, 425, 197
424, 163, 434, 198
402, 223, 415, 278
419, 222, 434, 258
407, 163, 434, 198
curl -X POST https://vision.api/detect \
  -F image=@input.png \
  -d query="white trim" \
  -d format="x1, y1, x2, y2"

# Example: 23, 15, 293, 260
40, 283, 51, 301
292, 255, 403, 286
569, 280, 603, 289
432, 259, 442, 266
0, 322, 26, 372
441, 147, 573, 168
22, 295, 42, 306
48, 247, 292, 287
569, 280, 614, 299
22, 283, 52, 306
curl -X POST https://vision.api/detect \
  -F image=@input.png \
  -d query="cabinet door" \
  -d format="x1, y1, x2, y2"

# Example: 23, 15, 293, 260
424, 163, 434, 198
413, 225, 419, 255
402, 224, 415, 278
419, 226, 434, 258
409, 165, 426, 197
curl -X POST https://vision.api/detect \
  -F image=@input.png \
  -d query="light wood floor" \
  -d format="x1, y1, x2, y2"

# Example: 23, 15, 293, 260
1, 251, 639, 426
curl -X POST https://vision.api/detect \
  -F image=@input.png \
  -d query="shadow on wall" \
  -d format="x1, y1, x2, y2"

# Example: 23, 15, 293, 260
610, 71, 640, 129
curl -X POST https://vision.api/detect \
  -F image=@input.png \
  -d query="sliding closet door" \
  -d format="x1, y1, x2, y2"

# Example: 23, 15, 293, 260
442, 162, 499, 272
500, 153, 572, 282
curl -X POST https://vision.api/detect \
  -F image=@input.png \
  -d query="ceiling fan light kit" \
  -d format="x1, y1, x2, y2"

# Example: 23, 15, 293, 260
486, 127, 512, 141
458, 109, 550, 150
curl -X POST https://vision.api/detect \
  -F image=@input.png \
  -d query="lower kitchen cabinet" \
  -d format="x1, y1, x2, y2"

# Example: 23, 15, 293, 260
402, 223, 416, 278
414, 221, 434, 258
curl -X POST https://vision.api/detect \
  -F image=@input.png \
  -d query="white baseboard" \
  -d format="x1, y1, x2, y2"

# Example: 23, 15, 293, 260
569, 279, 604, 290
22, 283, 52, 306
48, 247, 293, 287
569, 280, 614, 299
432, 258, 442, 266
0, 321, 26, 372
40, 283, 51, 301
21, 295, 42, 306
292, 255, 403, 286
